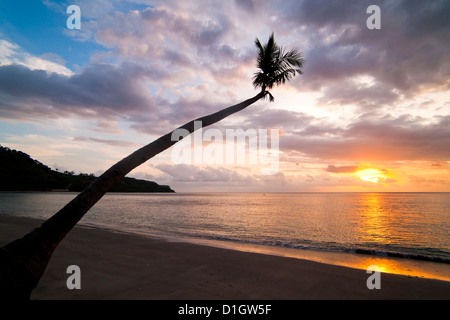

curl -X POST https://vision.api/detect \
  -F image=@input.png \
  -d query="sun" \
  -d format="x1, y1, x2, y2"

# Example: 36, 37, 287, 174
356, 168, 385, 183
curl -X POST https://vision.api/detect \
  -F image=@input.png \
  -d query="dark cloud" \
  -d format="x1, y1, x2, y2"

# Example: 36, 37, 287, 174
128, 95, 295, 136
73, 136, 140, 148
154, 163, 258, 183
128, 95, 223, 135
123, 6, 235, 60
279, 0, 369, 28
234, 107, 317, 131
409, 175, 448, 185
281, 0, 450, 108
326, 164, 359, 173
93, 4, 251, 99
317, 80, 399, 108
234, 0, 256, 12
0, 62, 164, 120
280, 114, 450, 161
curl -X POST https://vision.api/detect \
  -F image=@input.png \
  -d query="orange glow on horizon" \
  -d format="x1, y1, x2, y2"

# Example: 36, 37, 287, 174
355, 168, 386, 183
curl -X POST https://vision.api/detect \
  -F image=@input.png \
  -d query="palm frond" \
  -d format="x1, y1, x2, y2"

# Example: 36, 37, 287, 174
252, 33, 304, 101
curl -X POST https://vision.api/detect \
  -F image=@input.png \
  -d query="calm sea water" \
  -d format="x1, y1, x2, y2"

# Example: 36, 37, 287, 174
0, 192, 449, 264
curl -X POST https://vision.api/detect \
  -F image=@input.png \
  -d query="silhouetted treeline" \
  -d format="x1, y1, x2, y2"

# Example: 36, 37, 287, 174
0, 145, 174, 193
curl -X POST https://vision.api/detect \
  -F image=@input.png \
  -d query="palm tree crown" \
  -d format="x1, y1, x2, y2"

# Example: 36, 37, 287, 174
253, 33, 304, 102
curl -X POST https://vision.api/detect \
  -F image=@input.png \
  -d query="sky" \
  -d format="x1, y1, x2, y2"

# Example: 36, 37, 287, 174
0, 0, 449, 192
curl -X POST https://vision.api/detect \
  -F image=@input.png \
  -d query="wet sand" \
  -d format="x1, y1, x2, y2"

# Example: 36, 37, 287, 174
1, 215, 449, 300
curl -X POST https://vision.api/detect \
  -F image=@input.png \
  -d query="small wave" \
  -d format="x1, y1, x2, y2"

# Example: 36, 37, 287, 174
351, 248, 450, 264
165, 230, 450, 264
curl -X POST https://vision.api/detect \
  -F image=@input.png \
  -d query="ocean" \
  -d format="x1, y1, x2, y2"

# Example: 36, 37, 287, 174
1, 192, 449, 280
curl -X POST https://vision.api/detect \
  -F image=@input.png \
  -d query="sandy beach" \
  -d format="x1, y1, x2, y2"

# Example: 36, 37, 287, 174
1, 214, 449, 300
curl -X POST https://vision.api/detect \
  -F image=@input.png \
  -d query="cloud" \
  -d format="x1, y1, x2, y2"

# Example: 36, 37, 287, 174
153, 163, 259, 184
3, 1, 449, 125
73, 136, 140, 148
409, 175, 448, 185
325, 164, 359, 173
0, 40, 74, 76
317, 80, 400, 109
95, 5, 237, 66
431, 163, 443, 167
280, 113, 450, 162
278, 0, 450, 107
234, 0, 256, 12
91, 0, 450, 116
0, 61, 164, 120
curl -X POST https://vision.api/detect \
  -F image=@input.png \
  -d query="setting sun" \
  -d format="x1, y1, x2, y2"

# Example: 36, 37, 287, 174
356, 168, 385, 183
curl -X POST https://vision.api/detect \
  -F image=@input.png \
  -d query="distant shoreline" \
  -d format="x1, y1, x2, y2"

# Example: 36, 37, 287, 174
0, 190, 176, 193
5, 190, 448, 193
0, 146, 175, 193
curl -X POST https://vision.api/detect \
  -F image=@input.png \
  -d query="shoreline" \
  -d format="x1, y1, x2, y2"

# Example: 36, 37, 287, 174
1, 214, 449, 299
68, 217, 450, 282
172, 236, 450, 282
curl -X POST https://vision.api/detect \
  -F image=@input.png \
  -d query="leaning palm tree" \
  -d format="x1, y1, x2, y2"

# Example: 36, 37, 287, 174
0, 33, 304, 299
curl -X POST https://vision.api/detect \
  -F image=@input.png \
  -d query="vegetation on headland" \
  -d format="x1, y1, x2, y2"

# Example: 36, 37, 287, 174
0, 145, 174, 192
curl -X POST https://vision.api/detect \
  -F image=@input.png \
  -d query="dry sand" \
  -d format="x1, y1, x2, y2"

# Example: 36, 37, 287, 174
1, 215, 449, 300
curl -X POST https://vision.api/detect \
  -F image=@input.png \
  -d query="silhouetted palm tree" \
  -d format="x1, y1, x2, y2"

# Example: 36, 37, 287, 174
253, 33, 304, 102
0, 33, 304, 299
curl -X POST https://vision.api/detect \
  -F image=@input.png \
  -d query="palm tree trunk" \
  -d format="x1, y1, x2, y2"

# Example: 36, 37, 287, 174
0, 90, 265, 299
